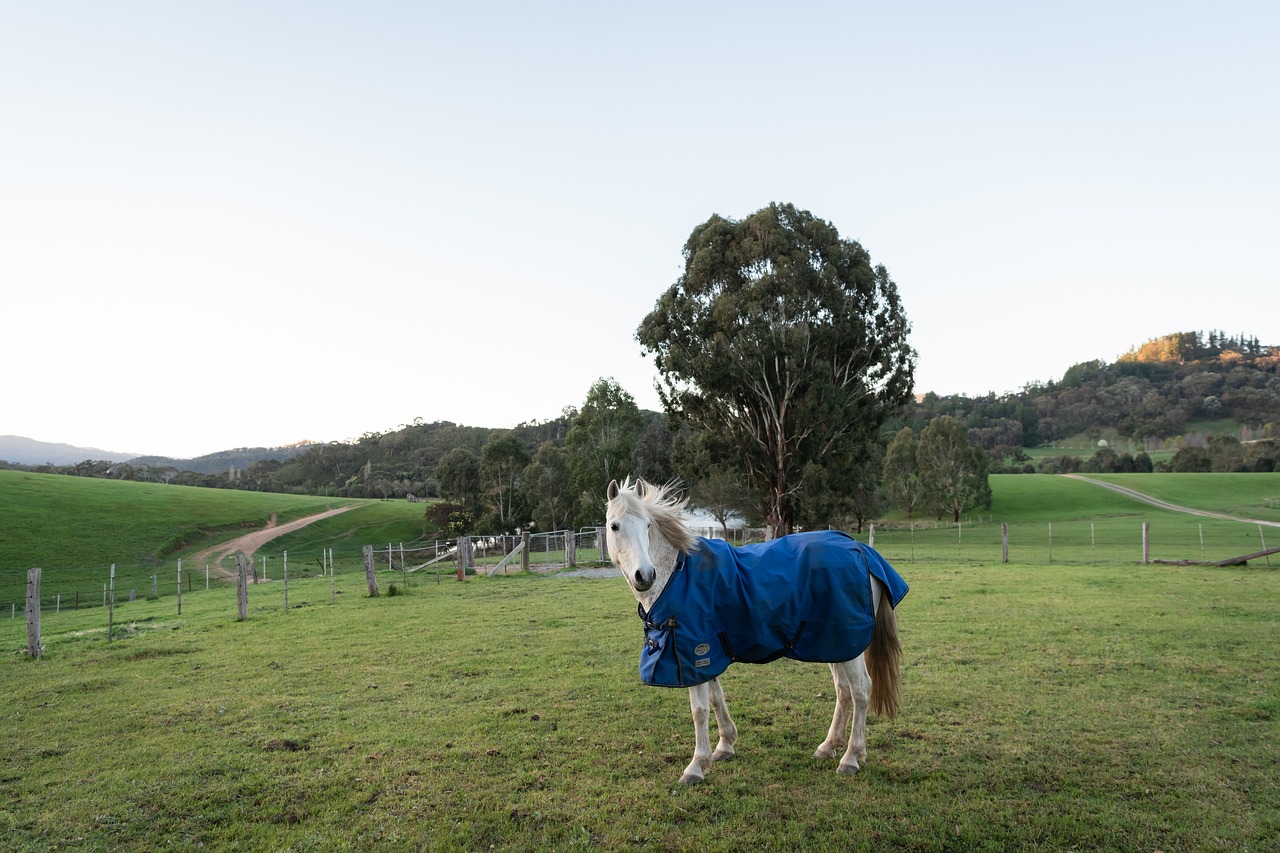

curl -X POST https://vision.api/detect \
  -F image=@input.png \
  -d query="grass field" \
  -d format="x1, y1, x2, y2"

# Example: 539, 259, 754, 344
6, 471, 1280, 613
868, 473, 1280, 569
3, 470, 1280, 849
1022, 420, 1246, 462
3, 555, 1277, 850
1076, 472, 1280, 520
0, 469, 431, 608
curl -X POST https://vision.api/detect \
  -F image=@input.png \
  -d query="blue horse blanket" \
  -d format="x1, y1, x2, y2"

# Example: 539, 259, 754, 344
638, 531, 908, 688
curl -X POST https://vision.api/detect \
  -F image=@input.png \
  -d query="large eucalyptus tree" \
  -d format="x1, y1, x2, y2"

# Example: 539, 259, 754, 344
637, 203, 915, 536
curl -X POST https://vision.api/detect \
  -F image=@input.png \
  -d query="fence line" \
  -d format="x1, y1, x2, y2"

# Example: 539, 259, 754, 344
857, 516, 1277, 567
8, 517, 1278, 629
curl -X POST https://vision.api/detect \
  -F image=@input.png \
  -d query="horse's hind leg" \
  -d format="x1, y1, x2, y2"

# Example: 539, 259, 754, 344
708, 677, 738, 762
814, 662, 851, 761
814, 658, 870, 774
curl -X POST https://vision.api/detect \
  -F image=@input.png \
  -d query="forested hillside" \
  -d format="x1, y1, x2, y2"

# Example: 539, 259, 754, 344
5, 332, 1277, 530
905, 331, 1279, 467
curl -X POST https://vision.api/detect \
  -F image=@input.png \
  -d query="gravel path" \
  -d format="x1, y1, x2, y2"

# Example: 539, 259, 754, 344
1064, 474, 1280, 528
188, 505, 359, 579
555, 566, 621, 579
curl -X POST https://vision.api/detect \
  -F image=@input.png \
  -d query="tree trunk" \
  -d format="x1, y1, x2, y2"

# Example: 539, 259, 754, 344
767, 489, 794, 539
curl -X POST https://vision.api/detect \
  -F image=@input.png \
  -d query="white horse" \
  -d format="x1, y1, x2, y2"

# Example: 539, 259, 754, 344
606, 478, 905, 784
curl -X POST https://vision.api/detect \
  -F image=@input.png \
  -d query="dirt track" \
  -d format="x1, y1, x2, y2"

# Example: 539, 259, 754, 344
1064, 474, 1280, 528
188, 505, 358, 580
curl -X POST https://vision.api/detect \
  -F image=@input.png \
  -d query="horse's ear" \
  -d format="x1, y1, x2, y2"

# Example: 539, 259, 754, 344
607, 479, 620, 500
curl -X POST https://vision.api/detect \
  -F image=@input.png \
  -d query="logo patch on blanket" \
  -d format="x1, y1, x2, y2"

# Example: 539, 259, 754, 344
637, 530, 908, 688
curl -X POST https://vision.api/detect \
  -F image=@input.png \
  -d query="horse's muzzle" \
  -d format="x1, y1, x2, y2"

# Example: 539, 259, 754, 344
632, 569, 655, 592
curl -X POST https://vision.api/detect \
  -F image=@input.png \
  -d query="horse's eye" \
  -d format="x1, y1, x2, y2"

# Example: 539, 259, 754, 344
610, 522, 619, 532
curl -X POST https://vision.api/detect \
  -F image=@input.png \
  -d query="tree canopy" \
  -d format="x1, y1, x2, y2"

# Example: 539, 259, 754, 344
636, 203, 915, 536
564, 378, 644, 525
916, 416, 992, 522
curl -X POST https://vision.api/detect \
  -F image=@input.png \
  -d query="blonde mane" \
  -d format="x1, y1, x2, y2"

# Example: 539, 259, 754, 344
609, 478, 699, 554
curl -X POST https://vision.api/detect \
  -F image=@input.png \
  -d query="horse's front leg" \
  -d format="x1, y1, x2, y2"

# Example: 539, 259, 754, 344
708, 677, 738, 762
680, 682, 713, 784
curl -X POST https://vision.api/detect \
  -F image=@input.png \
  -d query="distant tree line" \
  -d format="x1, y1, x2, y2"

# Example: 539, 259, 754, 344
903, 331, 1279, 471
1, 380, 679, 536
1036, 434, 1278, 475
4, 325, 1274, 536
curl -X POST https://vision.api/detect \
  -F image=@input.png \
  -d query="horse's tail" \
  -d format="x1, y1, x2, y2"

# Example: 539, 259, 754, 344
866, 582, 903, 718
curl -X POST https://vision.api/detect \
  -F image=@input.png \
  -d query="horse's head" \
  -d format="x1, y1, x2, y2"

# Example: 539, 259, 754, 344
605, 477, 699, 601
606, 478, 658, 592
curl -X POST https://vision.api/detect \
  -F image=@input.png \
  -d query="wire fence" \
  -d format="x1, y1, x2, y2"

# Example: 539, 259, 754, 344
6, 516, 1277, 631
2, 529, 620, 617
856, 516, 1276, 568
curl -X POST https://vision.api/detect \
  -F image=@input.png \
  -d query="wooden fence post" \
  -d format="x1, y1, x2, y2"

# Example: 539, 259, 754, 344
363, 545, 380, 597
1001, 523, 1009, 563
868, 523, 876, 548
26, 568, 41, 659
1142, 522, 1151, 564
236, 555, 249, 620
521, 531, 531, 573
177, 559, 182, 616
456, 538, 466, 581
108, 564, 116, 642
283, 551, 289, 613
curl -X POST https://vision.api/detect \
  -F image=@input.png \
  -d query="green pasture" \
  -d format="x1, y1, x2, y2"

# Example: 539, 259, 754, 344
262, 500, 434, 558
1022, 430, 1131, 458
3, 556, 1277, 850
0, 469, 431, 608
1023, 420, 1245, 461
7, 471, 1280, 613
1076, 472, 1280, 521
0, 469, 347, 569
867, 474, 1280, 568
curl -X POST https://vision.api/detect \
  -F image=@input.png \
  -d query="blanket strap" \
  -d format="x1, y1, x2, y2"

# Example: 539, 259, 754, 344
638, 602, 678, 653
718, 620, 808, 664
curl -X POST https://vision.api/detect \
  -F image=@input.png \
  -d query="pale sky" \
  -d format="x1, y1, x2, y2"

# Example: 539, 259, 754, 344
3, 2, 1276, 459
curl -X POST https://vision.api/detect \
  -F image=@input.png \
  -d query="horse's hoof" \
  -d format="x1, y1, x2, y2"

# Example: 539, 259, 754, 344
711, 747, 735, 762
814, 745, 837, 760
678, 773, 705, 785
837, 761, 862, 775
